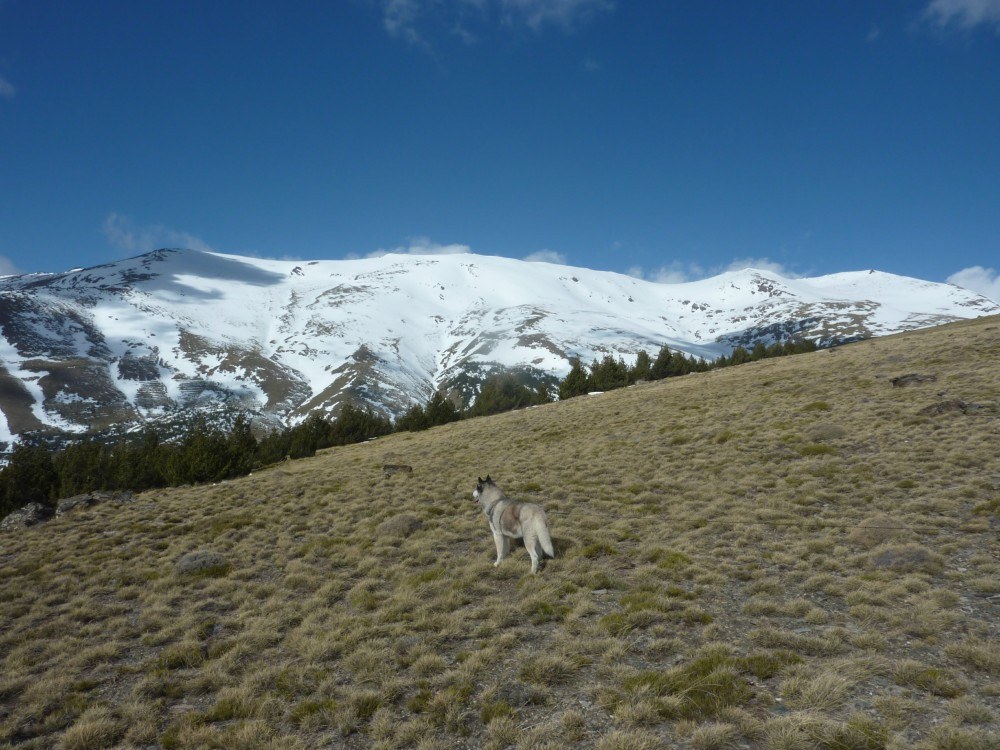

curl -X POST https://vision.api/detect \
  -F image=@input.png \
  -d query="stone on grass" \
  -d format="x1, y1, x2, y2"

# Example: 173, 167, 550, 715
376, 514, 423, 538
175, 550, 231, 577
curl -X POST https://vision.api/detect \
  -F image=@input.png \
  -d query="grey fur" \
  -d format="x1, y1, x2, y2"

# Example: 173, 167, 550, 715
473, 476, 554, 574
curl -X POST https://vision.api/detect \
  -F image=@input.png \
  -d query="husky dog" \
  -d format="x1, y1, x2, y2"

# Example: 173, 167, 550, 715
473, 476, 554, 574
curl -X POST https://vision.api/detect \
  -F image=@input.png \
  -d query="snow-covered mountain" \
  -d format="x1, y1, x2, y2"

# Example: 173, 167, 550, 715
0, 248, 996, 445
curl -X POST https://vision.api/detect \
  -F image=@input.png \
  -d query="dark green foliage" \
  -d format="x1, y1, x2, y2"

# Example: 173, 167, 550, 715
557, 337, 819, 401
55, 439, 113, 497
397, 375, 551, 431
114, 429, 167, 490
632, 349, 652, 381
396, 391, 464, 431
558, 357, 589, 400
166, 416, 231, 485
588, 355, 631, 392
395, 403, 431, 432
0, 405, 393, 522
424, 392, 462, 427
0, 442, 59, 516
467, 374, 550, 418
650, 345, 674, 380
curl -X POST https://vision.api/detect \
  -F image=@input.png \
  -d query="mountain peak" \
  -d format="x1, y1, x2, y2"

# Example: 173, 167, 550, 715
0, 251, 996, 445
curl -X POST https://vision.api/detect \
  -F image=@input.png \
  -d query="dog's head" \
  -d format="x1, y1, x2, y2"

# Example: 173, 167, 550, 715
473, 475, 493, 503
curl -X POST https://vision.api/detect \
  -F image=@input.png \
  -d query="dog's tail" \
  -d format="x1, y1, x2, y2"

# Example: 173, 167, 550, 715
537, 520, 555, 559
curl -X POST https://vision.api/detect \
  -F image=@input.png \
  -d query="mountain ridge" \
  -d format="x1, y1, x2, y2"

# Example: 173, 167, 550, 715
0, 248, 996, 445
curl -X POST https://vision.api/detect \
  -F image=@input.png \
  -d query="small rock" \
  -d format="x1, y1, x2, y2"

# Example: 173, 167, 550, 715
175, 550, 230, 577
891, 373, 937, 387
376, 514, 423, 538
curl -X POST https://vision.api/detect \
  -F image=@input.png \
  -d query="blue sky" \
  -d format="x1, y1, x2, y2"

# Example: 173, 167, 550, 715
1, 1, 998, 300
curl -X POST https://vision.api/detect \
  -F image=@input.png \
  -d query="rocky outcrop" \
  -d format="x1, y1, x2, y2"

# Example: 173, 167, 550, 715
1, 490, 137, 532
0, 502, 51, 532
56, 489, 136, 516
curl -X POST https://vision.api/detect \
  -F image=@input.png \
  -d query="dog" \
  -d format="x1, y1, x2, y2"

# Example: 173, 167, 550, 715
473, 475, 554, 574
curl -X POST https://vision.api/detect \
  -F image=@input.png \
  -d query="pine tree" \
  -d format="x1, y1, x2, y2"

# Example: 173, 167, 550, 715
0, 442, 59, 515
224, 413, 258, 477
558, 357, 589, 400
650, 345, 673, 380
425, 392, 462, 426
396, 403, 430, 432
632, 350, 652, 382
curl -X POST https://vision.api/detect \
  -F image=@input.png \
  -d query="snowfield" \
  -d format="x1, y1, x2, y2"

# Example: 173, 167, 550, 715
0, 248, 996, 443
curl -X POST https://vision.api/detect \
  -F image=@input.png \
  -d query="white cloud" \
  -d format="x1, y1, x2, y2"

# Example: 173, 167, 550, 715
0, 75, 15, 98
721, 257, 801, 278
629, 257, 800, 285
368, 236, 473, 257
924, 0, 1000, 31
524, 249, 566, 264
0, 254, 20, 276
947, 265, 1000, 303
382, 0, 429, 48
500, 0, 615, 31
375, 0, 614, 47
103, 212, 214, 255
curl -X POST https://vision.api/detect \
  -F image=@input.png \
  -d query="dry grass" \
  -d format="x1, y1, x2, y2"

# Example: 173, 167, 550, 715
1, 315, 999, 748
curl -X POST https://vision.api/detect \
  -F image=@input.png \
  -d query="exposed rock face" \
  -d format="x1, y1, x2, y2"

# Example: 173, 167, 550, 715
1, 490, 138, 532
1, 248, 996, 447
0, 502, 51, 532
56, 490, 136, 516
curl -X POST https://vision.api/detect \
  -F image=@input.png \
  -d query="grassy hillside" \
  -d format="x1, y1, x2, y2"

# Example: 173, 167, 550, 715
1, 316, 998, 750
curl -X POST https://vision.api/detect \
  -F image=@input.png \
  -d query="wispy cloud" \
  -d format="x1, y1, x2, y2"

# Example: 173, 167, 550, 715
947, 265, 1000, 303
0, 75, 15, 99
524, 249, 566, 264
923, 0, 1000, 32
374, 0, 614, 49
629, 257, 801, 284
103, 212, 214, 255
381, 0, 431, 49
499, 0, 615, 32
367, 236, 473, 257
0, 254, 20, 276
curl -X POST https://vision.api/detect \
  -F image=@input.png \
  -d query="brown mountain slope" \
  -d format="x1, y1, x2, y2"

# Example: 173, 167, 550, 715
1, 314, 997, 749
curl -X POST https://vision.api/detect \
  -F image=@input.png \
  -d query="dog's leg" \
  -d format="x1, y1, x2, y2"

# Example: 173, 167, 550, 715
492, 529, 508, 566
523, 530, 540, 573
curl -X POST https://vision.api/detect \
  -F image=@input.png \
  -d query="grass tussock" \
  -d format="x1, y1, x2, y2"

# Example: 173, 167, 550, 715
1, 315, 999, 748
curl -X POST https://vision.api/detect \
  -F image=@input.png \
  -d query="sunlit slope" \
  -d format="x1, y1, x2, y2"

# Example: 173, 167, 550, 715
1, 314, 997, 749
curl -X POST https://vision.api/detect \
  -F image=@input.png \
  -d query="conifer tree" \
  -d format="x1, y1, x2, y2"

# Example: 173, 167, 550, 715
650, 345, 673, 380
632, 350, 652, 382
0, 442, 59, 515
588, 355, 630, 392
396, 403, 430, 432
425, 392, 462, 426
558, 357, 589, 400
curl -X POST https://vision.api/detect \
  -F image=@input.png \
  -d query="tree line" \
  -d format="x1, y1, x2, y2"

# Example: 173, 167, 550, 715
0, 338, 816, 520
0, 405, 392, 521
557, 338, 816, 400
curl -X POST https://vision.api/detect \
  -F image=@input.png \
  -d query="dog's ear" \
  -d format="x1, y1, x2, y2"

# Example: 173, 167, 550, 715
477, 477, 483, 484
485, 474, 492, 483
